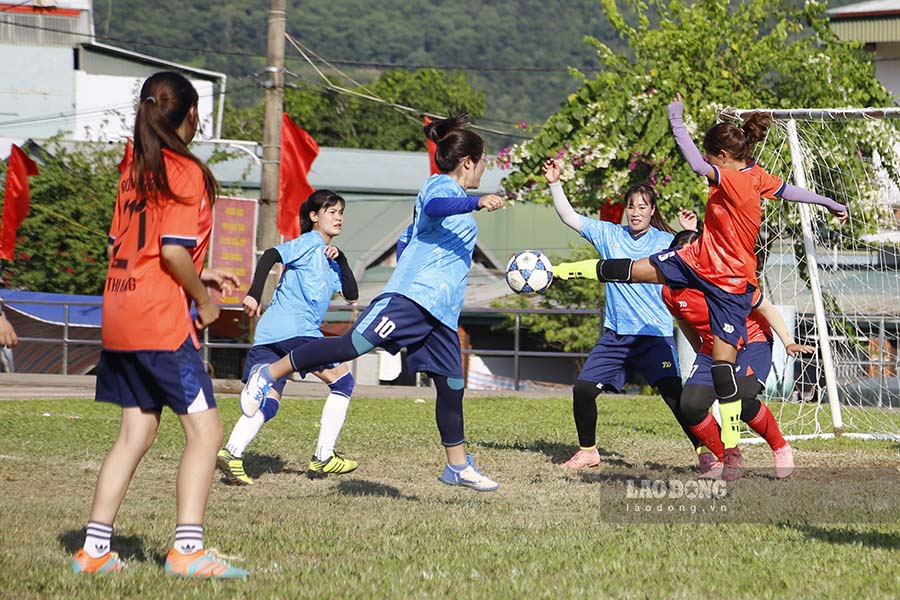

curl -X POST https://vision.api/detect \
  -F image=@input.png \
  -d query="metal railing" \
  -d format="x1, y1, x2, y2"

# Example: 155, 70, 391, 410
6, 298, 898, 399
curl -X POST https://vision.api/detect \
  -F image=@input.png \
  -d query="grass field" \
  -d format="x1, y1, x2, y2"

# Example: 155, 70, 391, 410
1, 394, 899, 598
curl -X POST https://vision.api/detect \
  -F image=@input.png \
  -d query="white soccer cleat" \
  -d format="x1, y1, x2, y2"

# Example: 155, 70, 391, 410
240, 363, 272, 417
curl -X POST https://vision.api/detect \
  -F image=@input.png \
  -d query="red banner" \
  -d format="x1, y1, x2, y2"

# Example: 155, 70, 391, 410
208, 196, 258, 307
1, 145, 39, 261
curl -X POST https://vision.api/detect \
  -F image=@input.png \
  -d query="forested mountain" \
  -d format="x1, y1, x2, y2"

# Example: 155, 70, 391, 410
101, 0, 623, 145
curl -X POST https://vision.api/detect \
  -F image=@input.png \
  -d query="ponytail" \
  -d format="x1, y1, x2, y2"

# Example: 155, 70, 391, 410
703, 112, 771, 163
424, 113, 484, 173
132, 71, 219, 205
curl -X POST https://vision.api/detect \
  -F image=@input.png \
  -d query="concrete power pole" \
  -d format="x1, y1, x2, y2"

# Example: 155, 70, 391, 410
257, 0, 286, 301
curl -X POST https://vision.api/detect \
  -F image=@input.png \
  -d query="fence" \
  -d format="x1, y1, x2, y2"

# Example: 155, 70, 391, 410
4, 297, 898, 401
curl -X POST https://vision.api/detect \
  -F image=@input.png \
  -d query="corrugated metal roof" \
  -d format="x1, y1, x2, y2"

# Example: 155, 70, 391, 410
830, 18, 900, 42
828, 0, 900, 18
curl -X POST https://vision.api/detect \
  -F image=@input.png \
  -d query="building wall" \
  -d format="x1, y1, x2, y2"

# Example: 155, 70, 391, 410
876, 41, 900, 100
73, 71, 215, 141
0, 44, 75, 139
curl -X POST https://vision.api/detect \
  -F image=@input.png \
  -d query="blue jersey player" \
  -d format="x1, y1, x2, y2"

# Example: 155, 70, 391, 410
217, 190, 360, 485
543, 159, 702, 471
240, 115, 505, 492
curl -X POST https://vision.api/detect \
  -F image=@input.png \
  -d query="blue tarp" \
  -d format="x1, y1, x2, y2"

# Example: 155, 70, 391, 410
0, 289, 102, 327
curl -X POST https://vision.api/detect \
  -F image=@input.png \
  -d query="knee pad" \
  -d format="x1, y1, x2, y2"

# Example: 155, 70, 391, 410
711, 361, 738, 400
260, 396, 280, 422
655, 376, 683, 411
597, 258, 633, 283
573, 379, 602, 409
328, 372, 355, 398
680, 384, 715, 425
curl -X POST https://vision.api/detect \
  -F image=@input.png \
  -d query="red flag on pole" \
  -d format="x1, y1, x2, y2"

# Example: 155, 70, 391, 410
424, 116, 440, 176
117, 139, 133, 174
0, 145, 39, 260
278, 113, 319, 240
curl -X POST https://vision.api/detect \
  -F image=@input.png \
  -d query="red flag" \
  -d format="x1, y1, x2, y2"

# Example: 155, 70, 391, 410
0, 145, 39, 260
278, 113, 319, 239
117, 139, 133, 174
424, 116, 440, 176
599, 199, 625, 224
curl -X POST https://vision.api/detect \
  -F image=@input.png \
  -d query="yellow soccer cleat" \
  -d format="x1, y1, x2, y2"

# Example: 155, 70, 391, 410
216, 449, 253, 485
308, 451, 359, 475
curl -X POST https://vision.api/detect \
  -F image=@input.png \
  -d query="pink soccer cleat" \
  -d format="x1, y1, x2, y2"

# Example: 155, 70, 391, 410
697, 451, 721, 477
560, 447, 600, 470
773, 443, 795, 479
722, 447, 744, 481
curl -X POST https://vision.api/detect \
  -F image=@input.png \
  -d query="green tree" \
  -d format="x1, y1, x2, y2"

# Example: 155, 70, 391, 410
1, 142, 119, 294
499, 0, 898, 353
223, 68, 486, 150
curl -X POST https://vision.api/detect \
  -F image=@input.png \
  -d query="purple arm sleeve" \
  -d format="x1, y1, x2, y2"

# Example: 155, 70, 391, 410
423, 196, 481, 218
778, 183, 847, 213
668, 101, 712, 178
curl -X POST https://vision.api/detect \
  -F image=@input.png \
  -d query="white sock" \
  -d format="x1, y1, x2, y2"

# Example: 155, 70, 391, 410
225, 412, 265, 458
84, 521, 112, 558
174, 524, 203, 555
315, 392, 351, 460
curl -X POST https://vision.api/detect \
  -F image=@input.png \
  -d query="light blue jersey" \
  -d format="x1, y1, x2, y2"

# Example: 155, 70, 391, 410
579, 215, 674, 337
253, 231, 342, 344
382, 174, 476, 329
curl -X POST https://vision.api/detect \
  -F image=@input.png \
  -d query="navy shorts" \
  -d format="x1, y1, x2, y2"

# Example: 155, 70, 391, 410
578, 330, 679, 391
649, 250, 755, 348
686, 341, 773, 387
352, 293, 462, 378
244, 336, 340, 396
95, 336, 216, 414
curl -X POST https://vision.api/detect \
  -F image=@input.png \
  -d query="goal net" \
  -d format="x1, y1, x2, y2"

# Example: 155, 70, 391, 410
724, 107, 900, 440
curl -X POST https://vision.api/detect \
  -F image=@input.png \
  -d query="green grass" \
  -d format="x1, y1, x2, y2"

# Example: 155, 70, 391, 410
1, 395, 899, 598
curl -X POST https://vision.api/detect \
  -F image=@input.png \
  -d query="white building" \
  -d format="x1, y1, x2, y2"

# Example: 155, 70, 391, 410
0, 0, 225, 142
828, 0, 900, 100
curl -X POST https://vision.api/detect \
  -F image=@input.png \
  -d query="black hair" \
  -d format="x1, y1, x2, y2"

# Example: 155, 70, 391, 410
668, 229, 700, 250
624, 183, 674, 233
300, 189, 345, 234
132, 71, 218, 205
424, 114, 484, 173
703, 113, 772, 162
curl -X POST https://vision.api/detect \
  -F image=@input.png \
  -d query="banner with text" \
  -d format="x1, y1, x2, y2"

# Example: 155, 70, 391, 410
209, 196, 258, 308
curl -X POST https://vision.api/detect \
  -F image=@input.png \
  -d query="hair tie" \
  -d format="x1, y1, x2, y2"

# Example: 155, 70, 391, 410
145, 96, 157, 104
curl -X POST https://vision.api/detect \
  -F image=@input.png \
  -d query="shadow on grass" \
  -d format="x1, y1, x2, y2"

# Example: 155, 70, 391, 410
60, 528, 165, 564
335, 479, 419, 501
242, 453, 306, 478
478, 438, 630, 467
792, 524, 900, 550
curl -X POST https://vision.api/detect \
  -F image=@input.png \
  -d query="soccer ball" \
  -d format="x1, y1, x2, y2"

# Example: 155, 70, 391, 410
505, 250, 553, 294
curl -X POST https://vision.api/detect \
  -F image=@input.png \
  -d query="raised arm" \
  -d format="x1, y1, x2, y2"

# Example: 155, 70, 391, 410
668, 94, 715, 182
423, 194, 503, 218
778, 184, 848, 224
542, 159, 581, 232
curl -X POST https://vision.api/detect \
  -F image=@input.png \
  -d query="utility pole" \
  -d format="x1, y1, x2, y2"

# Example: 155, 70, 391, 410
258, 0, 286, 301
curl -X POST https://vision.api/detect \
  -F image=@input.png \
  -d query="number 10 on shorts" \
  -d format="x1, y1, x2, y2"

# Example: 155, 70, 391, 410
373, 316, 396, 339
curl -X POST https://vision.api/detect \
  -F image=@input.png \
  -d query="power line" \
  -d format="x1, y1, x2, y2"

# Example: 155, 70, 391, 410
0, 17, 601, 73
0, 81, 258, 130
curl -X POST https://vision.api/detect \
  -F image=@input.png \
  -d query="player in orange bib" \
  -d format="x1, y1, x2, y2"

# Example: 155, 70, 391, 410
73, 72, 247, 579
585, 94, 847, 474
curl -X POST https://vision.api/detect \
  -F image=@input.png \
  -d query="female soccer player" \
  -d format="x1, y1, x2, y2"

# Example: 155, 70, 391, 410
73, 72, 247, 578
543, 159, 701, 469
216, 190, 360, 485
240, 114, 504, 491
663, 229, 813, 480
586, 94, 846, 472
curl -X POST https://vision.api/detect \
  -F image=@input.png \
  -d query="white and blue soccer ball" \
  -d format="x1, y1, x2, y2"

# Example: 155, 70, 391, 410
505, 250, 553, 294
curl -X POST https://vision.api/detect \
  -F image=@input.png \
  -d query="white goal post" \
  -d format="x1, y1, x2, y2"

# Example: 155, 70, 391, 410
723, 107, 900, 440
